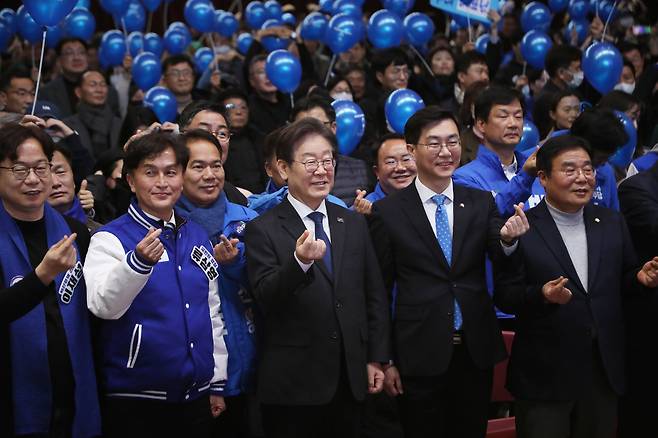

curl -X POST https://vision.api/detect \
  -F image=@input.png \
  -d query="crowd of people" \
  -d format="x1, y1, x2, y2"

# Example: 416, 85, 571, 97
1, 0, 658, 437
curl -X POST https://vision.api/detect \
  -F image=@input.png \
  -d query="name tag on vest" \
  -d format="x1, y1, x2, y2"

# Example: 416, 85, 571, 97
58, 261, 83, 304
191, 246, 219, 281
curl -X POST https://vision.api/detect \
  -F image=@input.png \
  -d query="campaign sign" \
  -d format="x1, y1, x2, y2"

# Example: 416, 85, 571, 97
430, 0, 500, 24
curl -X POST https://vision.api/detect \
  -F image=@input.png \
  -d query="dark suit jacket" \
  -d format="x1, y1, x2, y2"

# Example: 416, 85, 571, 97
369, 181, 507, 377
64, 113, 122, 161
245, 198, 389, 405
40, 76, 120, 119
495, 200, 643, 401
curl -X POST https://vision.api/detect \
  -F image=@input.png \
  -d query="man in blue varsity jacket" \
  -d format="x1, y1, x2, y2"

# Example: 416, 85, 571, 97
84, 132, 228, 438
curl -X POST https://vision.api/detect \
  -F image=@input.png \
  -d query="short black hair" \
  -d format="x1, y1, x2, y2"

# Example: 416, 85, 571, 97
473, 86, 523, 123
0, 123, 54, 163
52, 143, 73, 167
622, 60, 636, 78
371, 47, 410, 74
182, 128, 224, 160
0, 65, 33, 92
545, 45, 581, 78
276, 118, 337, 164
617, 41, 642, 56
93, 148, 124, 177
456, 51, 487, 75
123, 132, 189, 175
248, 54, 268, 74
426, 46, 455, 68
216, 88, 249, 105
405, 106, 459, 145
598, 90, 641, 114
162, 54, 194, 74
374, 133, 406, 163
263, 125, 286, 163
178, 100, 229, 129
291, 96, 336, 123
536, 134, 591, 176
55, 37, 88, 57
338, 63, 366, 77
570, 107, 628, 155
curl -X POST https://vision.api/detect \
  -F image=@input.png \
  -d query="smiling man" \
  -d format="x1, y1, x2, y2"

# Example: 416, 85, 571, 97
367, 133, 417, 203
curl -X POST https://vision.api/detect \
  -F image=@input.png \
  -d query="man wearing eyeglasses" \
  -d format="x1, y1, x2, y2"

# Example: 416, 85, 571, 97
162, 55, 198, 115
245, 118, 390, 438
369, 107, 528, 438
494, 134, 658, 438
0, 65, 34, 115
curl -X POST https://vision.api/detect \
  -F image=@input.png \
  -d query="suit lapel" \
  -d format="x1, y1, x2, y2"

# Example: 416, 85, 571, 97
451, 185, 472, 265
327, 203, 345, 282
583, 205, 602, 292
531, 201, 587, 294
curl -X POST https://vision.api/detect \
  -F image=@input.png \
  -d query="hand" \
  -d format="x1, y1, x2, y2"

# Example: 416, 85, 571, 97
500, 203, 529, 244
295, 229, 326, 265
210, 395, 226, 418
20, 114, 46, 129
210, 69, 221, 90
522, 148, 538, 176
542, 276, 573, 304
78, 179, 94, 211
135, 227, 164, 264
514, 74, 529, 90
160, 122, 180, 134
213, 235, 240, 265
367, 362, 385, 394
637, 256, 658, 288
352, 190, 372, 215
383, 365, 404, 396
462, 41, 476, 53
45, 118, 74, 138
124, 122, 161, 151
487, 9, 501, 26
35, 234, 78, 285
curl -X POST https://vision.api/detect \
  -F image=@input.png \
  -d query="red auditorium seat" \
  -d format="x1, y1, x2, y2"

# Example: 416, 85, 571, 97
487, 330, 516, 438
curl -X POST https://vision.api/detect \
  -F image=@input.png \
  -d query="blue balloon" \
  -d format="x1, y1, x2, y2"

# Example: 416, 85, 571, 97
521, 30, 553, 69
215, 11, 239, 37
333, 0, 362, 18
548, 0, 569, 12
403, 12, 435, 47
319, 0, 336, 14
325, 13, 364, 54
100, 0, 130, 16
144, 86, 177, 123
568, 0, 589, 20
193, 47, 214, 73
516, 119, 540, 152
236, 32, 254, 55
184, 0, 214, 33
332, 100, 365, 155
65, 8, 96, 41
281, 12, 296, 26
144, 32, 163, 56
245, 1, 268, 30
168, 21, 187, 32
475, 33, 489, 54
265, 49, 301, 93
261, 19, 290, 52
0, 9, 16, 33
164, 27, 191, 54
300, 12, 328, 41
23, 0, 76, 27
367, 10, 403, 49
521, 2, 552, 33
16, 6, 42, 44
118, 1, 146, 33
0, 21, 12, 53
76, 0, 90, 8
382, 0, 414, 17
597, 0, 616, 22
127, 31, 144, 56
563, 19, 588, 45
608, 110, 637, 169
142, 0, 162, 12
264, 0, 282, 20
385, 89, 425, 134
100, 30, 127, 67
132, 51, 161, 90
45, 23, 65, 49
583, 41, 623, 95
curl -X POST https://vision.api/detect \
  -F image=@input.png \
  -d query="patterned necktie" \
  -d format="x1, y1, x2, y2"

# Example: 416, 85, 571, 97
308, 211, 332, 275
431, 194, 463, 331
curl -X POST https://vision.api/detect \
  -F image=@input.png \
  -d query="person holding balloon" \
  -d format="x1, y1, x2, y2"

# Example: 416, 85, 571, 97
245, 54, 292, 137
161, 54, 198, 115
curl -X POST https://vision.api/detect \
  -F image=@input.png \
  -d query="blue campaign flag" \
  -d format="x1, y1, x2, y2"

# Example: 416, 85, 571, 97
430, 0, 500, 25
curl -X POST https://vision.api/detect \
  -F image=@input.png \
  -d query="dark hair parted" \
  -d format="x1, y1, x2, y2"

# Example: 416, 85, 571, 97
263, 125, 286, 163
162, 54, 194, 74
178, 100, 229, 130
0, 65, 33, 92
0, 123, 54, 163
275, 118, 337, 164
473, 86, 523, 123
291, 96, 336, 123
456, 51, 487, 74
570, 107, 628, 154
404, 106, 459, 146
545, 45, 581, 78
182, 129, 224, 160
123, 132, 189, 175
536, 134, 592, 177
371, 47, 410, 74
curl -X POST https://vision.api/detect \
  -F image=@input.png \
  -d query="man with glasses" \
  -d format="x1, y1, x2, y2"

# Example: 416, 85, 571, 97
245, 118, 389, 438
0, 65, 35, 115
368, 133, 417, 203
369, 107, 528, 438
246, 54, 291, 136
162, 55, 198, 115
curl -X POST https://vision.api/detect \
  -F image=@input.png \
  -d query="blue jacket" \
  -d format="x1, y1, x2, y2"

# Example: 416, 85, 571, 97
591, 162, 619, 211
630, 151, 658, 174
248, 182, 347, 214
365, 182, 387, 203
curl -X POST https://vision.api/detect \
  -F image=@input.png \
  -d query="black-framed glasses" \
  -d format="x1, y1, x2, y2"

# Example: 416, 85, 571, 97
0, 162, 52, 180
382, 154, 415, 168
416, 139, 461, 151
559, 166, 596, 179
293, 158, 336, 173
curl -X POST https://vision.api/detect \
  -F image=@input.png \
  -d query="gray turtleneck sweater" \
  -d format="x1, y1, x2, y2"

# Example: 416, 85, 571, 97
546, 201, 588, 292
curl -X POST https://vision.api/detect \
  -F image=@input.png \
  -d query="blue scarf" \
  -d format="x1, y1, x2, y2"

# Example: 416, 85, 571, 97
177, 191, 227, 245
64, 196, 87, 223
0, 202, 101, 437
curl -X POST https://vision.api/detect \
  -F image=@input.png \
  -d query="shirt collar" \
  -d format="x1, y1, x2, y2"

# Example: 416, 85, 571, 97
142, 209, 176, 227
287, 192, 328, 219
415, 177, 454, 205
454, 83, 464, 105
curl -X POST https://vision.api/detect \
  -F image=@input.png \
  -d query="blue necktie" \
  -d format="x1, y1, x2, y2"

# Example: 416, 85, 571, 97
308, 211, 332, 275
432, 194, 463, 331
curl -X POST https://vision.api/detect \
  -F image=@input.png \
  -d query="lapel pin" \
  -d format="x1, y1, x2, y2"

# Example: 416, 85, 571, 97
459, 203, 465, 208
337, 217, 344, 223
594, 218, 600, 223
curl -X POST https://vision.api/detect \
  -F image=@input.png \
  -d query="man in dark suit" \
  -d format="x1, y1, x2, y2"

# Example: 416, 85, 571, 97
245, 118, 389, 438
495, 135, 658, 438
369, 107, 528, 438
618, 160, 658, 437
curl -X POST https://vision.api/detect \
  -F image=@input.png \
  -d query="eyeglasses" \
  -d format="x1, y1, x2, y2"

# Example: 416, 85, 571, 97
61, 50, 86, 58
388, 66, 410, 78
293, 158, 336, 173
0, 162, 52, 180
382, 154, 414, 168
225, 103, 248, 111
416, 139, 460, 152
559, 166, 595, 179
200, 128, 232, 142
166, 69, 194, 79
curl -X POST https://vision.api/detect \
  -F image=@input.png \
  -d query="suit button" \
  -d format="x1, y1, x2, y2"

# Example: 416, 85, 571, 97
330, 331, 338, 340
335, 300, 342, 309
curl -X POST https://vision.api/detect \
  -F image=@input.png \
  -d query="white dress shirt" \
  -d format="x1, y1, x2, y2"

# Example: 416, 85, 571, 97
415, 177, 454, 235
287, 193, 331, 272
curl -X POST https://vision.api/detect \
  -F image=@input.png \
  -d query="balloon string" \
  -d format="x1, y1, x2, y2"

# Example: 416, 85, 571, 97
409, 44, 435, 78
467, 16, 472, 43
163, 2, 169, 30
31, 44, 36, 70
31, 29, 47, 116
444, 15, 450, 37
289, 92, 294, 110
147, 11, 153, 34
121, 18, 128, 37
324, 53, 337, 87
522, 61, 527, 77
602, 0, 619, 41
206, 33, 219, 72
